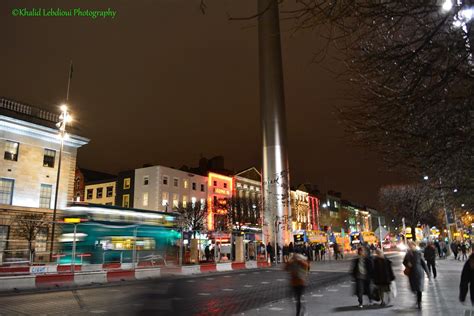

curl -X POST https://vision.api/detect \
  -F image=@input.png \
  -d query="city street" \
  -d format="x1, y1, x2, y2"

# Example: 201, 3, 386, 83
0, 252, 470, 315
0, 256, 354, 315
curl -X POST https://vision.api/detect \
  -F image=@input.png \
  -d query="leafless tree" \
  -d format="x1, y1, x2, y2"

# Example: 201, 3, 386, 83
14, 213, 48, 254
379, 184, 441, 240
176, 201, 207, 238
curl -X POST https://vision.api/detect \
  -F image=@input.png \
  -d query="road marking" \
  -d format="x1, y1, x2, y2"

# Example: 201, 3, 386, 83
198, 292, 210, 296
340, 284, 350, 288
277, 279, 285, 282
223, 288, 234, 291
252, 272, 260, 274
239, 273, 247, 276
206, 277, 215, 280
224, 275, 232, 278
109, 289, 121, 292
269, 307, 283, 311
312, 294, 324, 297
328, 289, 339, 292
261, 281, 270, 284
187, 280, 195, 283
244, 285, 253, 288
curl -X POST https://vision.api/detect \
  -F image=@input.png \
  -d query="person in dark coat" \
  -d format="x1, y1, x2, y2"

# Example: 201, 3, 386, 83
352, 246, 374, 308
286, 253, 309, 316
461, 242, 468, 261
204, 245, 211, 262
373, 249, 395, 306
403, 241, 429, 309
424, 242, 437, 278
460, 253, 474, 305
452, 241, 460, 260
266, 242, 274, 263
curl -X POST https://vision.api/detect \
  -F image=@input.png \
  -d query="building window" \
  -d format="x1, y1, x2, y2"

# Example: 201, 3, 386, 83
106, 186, 113, 197
236, 183, 242, 188
123, 178, 131, 189
39, 184, 52, 208
86, 189, 93, 199
172, 194, 179, 208
224, 183, 227, 189
200, 198, 206, 209
43, 149, 56, 168
174, 178, 179, 187
183, 180, 188, 189
200, 184, 205, 192
162, 192, 169, 206
0, 178, 14, 205
35, 228, 48, 252
192, 182, 196, 190
0, 225, 9, 252
183, 195, 187, 208
143, 192, 149, 207
250, 186, 254, 191
122, 194, 130, 208
143, 176, 149, 186
334, 201, 338, 208
191, 197, 196, 206
213, 181, 217, 187
162, 176, 168, 185
96, 187, 103, 199
4, 141, 19, 161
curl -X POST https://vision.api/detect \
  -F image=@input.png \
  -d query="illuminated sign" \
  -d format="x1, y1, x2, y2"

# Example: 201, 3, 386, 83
214, 188, 230, 195
64, 218, 81, 223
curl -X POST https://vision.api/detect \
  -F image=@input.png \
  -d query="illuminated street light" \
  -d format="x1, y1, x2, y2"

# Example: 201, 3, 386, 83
442, 0, 453, 12
50, 104, 71, 261
454, 188, 458, 193
462, 204, 465, 207
322, 203, 327, 208
423, 175, 429, 181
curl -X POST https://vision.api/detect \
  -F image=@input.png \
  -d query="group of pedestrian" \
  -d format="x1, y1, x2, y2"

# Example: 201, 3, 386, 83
351, 246, 395, 308
451, 240, 472, 261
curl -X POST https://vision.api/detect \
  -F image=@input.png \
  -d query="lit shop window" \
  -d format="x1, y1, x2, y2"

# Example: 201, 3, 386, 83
122, 194, 130, 208
161, 192, 169, 206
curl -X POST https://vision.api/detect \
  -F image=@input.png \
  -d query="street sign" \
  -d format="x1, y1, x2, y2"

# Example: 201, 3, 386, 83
375, 226, 389, 240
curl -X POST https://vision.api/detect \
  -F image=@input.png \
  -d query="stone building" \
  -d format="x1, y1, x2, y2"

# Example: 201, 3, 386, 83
0, 97, 89, 262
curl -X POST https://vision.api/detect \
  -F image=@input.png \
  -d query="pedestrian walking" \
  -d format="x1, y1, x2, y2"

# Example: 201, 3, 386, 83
267, 242, 274, 263
283, 244, 289, 263
403, 241, 429, 309
434, 240, 441, 258
285, 253, 309, 316
424, 242, 437, 279
452, 241, 459, 260
334, 243, 340, 260
205, 245, 211, 262
461, 242, 468, 261
460, 253, 474, 305
352, 246, 374, 308
373, 249, 395, 306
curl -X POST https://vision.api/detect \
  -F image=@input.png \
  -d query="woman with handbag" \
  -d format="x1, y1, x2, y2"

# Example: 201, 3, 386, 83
403, 241, 429, 309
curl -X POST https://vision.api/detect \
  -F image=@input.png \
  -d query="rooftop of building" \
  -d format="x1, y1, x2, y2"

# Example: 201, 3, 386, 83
79, 167, 117, 184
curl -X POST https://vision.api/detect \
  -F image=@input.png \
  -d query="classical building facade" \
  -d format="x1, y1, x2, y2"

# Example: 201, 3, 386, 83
84, 180, 117, 205
0, 97, 89, 262
233, 167, 262, 229
134, 165, 208, 212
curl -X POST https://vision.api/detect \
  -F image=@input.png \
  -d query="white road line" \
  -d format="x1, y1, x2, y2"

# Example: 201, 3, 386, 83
223, 288, 234, 291
244, 285, 253, 288
312, 294, 324, 297
261, 281, 270, 284
328, 289, 339, 292
224, 275, 232, 278
340, 285, 350, 288
206, 277, 215, 280
198, 292, 210, 296
187, 280, 195, 283
269, 307, 284, 311
277, 279, 286, 282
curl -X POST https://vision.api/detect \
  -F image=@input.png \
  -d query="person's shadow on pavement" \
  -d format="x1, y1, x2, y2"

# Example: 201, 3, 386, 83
332, 304, 394, 312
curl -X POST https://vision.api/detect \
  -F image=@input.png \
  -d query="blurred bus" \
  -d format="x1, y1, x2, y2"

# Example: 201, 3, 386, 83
58, 203, 181, 264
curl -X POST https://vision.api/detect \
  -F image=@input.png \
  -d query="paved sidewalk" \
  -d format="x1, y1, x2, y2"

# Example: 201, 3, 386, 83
239, 252, 474, 316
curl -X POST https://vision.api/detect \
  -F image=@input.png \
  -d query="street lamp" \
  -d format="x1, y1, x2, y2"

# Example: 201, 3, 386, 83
49, 105, 72, 261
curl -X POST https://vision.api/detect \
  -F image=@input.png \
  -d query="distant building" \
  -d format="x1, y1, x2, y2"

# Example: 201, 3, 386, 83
84, 179, 117, 206
74, 168, 116, 202
233, 167, 262, 229
134, 165, 207, 212
115, 169, 135, 208
290, 188, 310, 232
207, 172, 233, 231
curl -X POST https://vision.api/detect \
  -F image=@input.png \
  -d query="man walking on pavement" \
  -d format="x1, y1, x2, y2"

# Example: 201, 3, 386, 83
460, 253, 474, 305
424, 241, 437, 279
286, 253, 309, 316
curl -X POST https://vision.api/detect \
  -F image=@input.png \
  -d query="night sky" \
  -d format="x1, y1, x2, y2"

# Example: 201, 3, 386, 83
1, 0, 407, 207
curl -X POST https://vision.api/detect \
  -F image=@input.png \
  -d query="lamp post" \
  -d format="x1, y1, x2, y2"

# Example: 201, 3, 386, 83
423, 175, 453, 243
49, 105, 71, 261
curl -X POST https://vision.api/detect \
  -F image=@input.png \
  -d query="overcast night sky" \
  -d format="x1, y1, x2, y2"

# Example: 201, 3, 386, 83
1, 0, 407, 207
